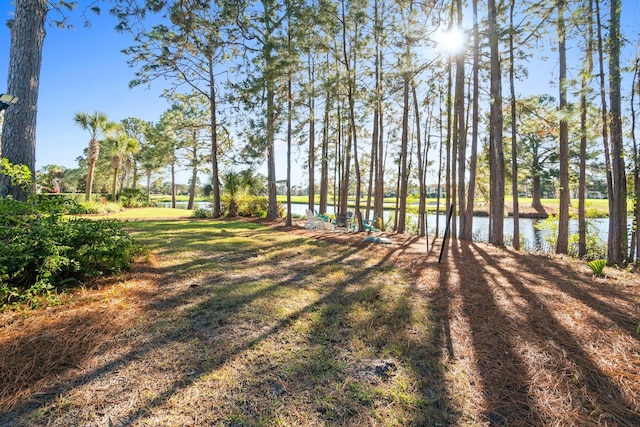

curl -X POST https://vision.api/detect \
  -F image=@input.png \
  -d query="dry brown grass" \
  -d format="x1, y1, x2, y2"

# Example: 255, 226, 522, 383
1, 217, 638, 426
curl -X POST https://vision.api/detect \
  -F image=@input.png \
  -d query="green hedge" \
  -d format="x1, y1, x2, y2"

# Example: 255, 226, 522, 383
0, 195, 143, 307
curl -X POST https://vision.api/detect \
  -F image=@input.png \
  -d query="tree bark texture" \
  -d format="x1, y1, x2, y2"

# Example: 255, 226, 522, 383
0, 0, 48, 200
488, 0, 505, 246
556, 0, 570, 254
608, 0, 628, 264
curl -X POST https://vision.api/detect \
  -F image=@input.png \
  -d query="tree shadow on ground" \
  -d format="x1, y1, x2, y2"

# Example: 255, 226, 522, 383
436, 239, 640, 426
1, 222, 460, 426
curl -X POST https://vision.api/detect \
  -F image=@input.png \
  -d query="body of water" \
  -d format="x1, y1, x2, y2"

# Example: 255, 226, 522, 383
157, 201, 629, 253
283, 203, 627, 253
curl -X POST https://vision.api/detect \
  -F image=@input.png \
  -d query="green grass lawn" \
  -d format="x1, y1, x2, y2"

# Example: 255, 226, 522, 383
3, 217, 638, 425
82, 220, 448, 424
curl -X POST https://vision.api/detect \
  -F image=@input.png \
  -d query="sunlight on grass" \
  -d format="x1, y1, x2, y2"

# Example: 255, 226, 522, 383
98, 207, 193, 219
4, 218, 449, 425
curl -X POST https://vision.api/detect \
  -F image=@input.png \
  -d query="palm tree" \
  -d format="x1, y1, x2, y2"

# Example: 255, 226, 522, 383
223, 171, 243, 217
103, 127, 139, 202
73, 111, 117, 201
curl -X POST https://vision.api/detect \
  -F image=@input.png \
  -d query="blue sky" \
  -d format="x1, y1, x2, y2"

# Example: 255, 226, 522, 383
1, 2, 639, 187
0, 3, 177, 177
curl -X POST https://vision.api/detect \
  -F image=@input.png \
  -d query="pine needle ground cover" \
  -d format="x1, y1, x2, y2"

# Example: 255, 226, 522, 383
1, 217, 639, 426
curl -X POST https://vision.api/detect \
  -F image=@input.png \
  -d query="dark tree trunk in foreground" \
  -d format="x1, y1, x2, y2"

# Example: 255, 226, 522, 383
608, 0, 628, 264
508, 0, 520, 250
1, 0, 48, 200
556, 0, 570, 254
488, 0, 505, 245
578, 0, 594, 258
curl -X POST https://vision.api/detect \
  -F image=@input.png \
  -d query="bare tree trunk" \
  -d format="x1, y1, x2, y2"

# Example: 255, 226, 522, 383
556, 0, 570, 254
445, 58, 453, 221
629, 58, 640, 262
367, 107, 378, 220
266, 82, 279, 219
171, 155, 177, 209
320, 90, 330, 214
349, 22, 363, 231
463, 0, 480, 241
508, 0, 520, 250
578, 0, 594, 258
455, 0, 467, 241
286, 24, 293, 227
413, 82, 426, 237
595, 0, 613, 210
608, 0, 628, 264
307, 54, 316, 214
187, 158, 197, 210
209, 59, 221, 218
436, 90, 445, 239
488, 0, 505, 246
398, 78, 410, 233
0, 0, 47, 201
631, 58, 640, 263
146, 170, 152, 205
375, 75, 385, 230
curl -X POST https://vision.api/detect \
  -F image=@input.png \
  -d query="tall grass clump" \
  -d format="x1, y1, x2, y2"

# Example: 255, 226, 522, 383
0, 194, 143, 307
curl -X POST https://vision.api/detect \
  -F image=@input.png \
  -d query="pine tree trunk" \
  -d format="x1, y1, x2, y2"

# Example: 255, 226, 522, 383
413, 82, 426, 237
209, 60, 221, 218
187, 160, 197, 210
307, 55, 316, 215
557, 0, 570, 254
266, 81, 278, 220
488, 0, 505, 246
508, 0, 520, 250
631, 59, 640, 263
455, 0, 467, 241
398, 78, 410, 234
146, 170, 152, 205
0, 0, 47, 201
463, 0, 480, 241
171, 154, 177, 209
578, 0, 594, 258
319, 90, 329, 214
608, 0, 628, 264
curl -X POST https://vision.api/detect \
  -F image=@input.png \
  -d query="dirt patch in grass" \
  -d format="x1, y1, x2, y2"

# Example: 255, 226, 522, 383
1, 217, 639, 426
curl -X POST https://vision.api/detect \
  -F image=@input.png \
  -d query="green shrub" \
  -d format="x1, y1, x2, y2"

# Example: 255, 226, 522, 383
119, 188, 147, 208
0, 195, 143, 307
220, 194, 270, 218
535, 216, 606, 258
193, 207, 215, 219
78, 200, 122, 215
240, 195, 269, 217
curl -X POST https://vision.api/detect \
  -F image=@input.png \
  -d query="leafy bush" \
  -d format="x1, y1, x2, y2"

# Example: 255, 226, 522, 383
535, 216, 606, 258
119, 188, 147, 208
220, 194, 270, 218
193, 207, 215, 219
240, 195, 269, 217
0, 195, 143, 307
78, 200, 122, 215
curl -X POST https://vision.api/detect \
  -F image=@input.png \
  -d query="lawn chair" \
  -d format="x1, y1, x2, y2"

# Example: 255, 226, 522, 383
316, 212, 335, 230
363, 213, 380, 232
304, 209, 320, 230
